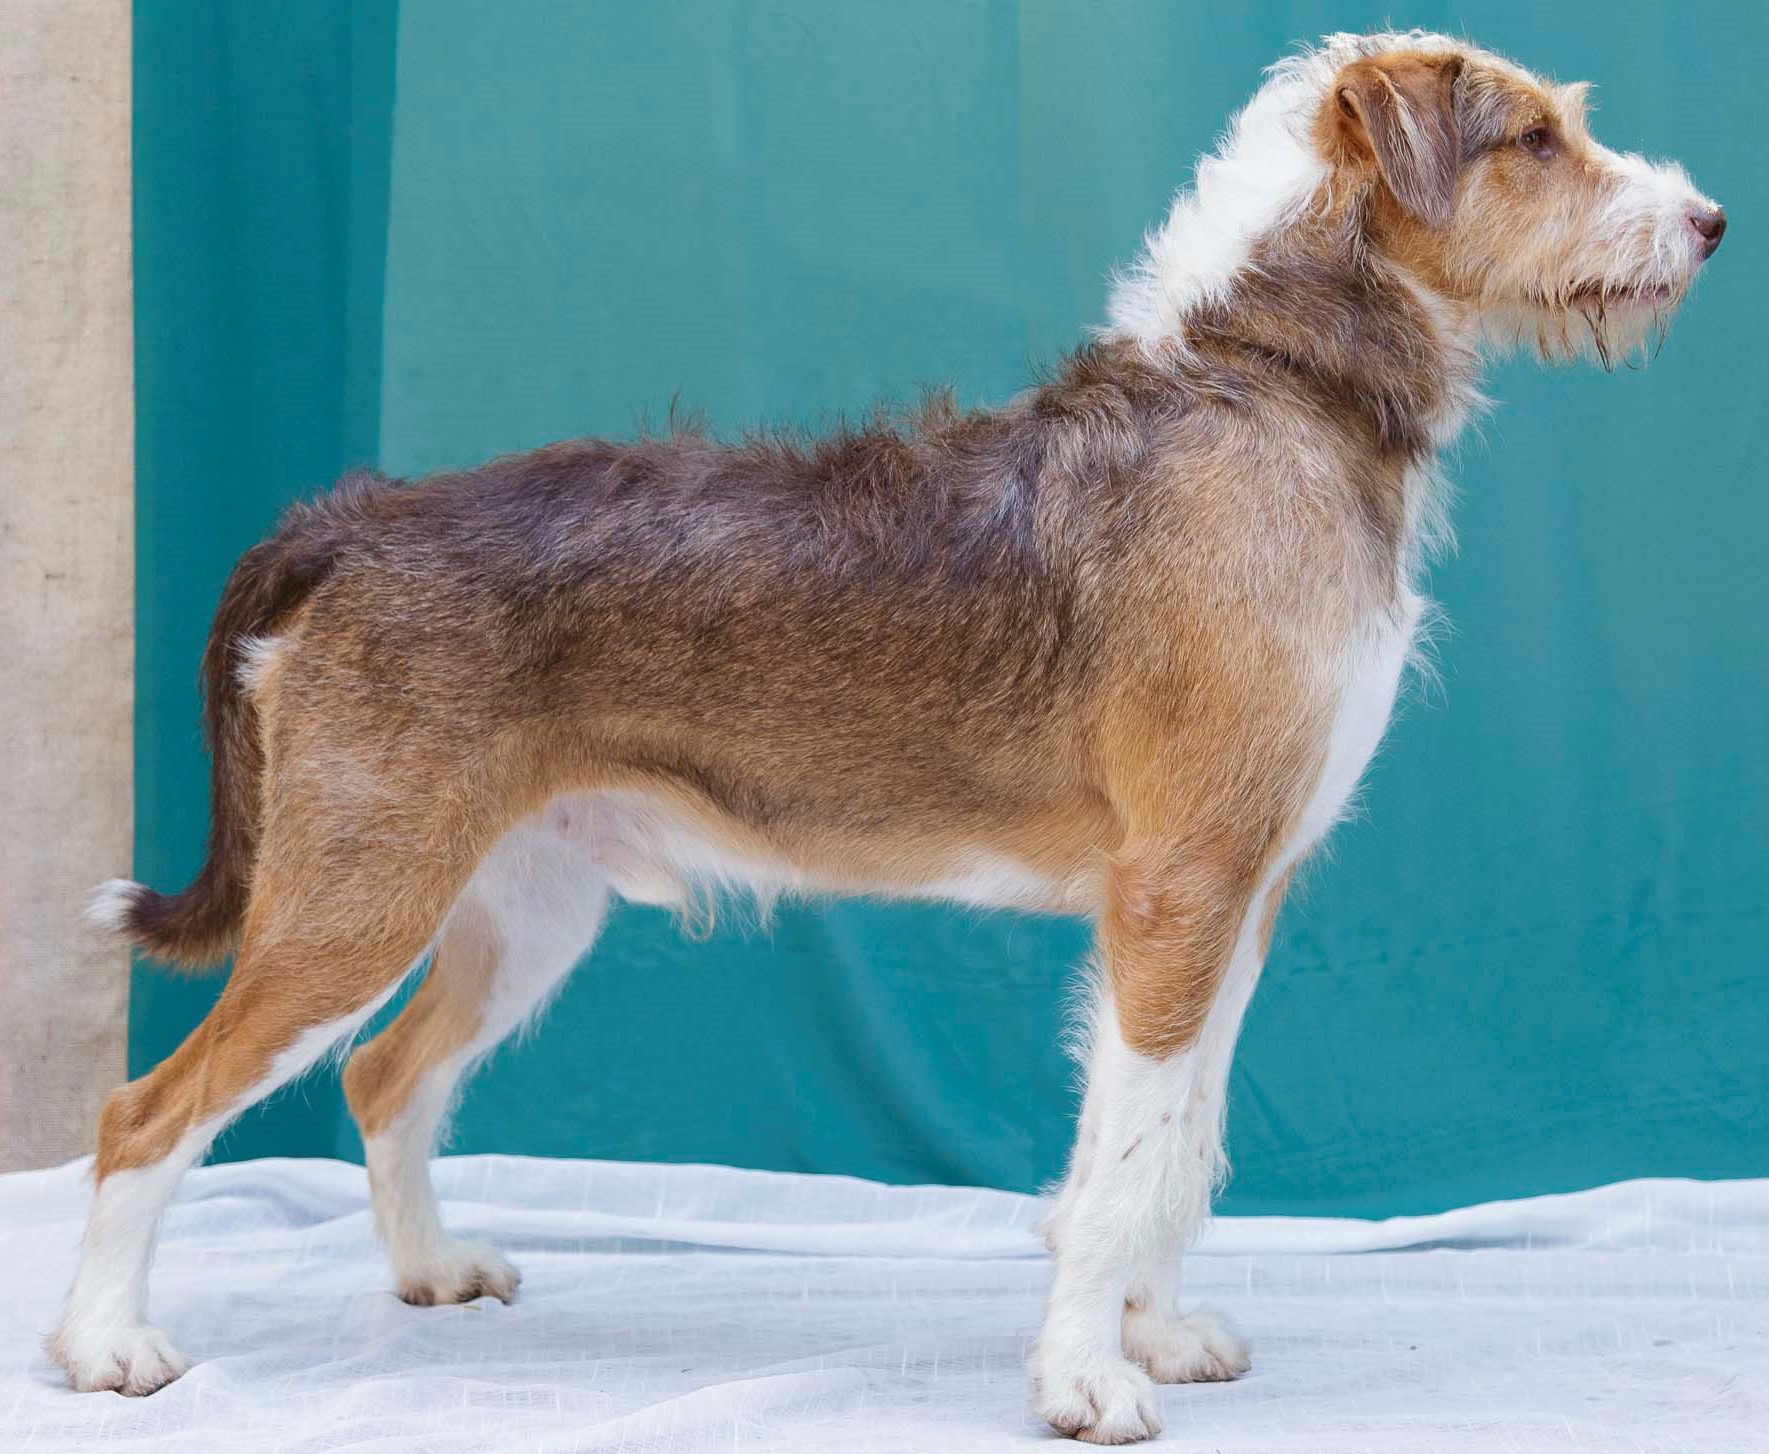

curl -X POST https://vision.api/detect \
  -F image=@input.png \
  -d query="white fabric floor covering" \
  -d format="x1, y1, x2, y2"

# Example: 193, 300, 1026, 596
2, 1157, 1764, 1453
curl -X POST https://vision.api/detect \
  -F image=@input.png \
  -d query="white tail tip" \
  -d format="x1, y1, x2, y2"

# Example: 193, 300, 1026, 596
85, 879, 143, 934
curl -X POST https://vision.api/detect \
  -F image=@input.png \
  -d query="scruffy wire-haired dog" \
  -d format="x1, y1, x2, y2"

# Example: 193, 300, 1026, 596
59, 30, 1722, 1444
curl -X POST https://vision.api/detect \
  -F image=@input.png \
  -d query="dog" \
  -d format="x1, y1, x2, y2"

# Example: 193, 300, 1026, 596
56, 29, 1722, 1444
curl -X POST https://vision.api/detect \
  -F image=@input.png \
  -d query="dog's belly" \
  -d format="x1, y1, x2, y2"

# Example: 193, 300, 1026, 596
910, 850, 1097, 914
477, 789, 1092, 920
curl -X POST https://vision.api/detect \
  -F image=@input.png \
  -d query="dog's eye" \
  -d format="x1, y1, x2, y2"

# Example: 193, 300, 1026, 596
1518, 126, 1556, 160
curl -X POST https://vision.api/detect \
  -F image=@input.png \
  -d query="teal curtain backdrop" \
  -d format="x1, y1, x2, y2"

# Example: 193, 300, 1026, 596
132, 1, 1767, 1215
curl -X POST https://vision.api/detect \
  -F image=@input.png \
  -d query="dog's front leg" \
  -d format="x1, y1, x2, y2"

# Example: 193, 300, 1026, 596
1033, 850, 1265, 1443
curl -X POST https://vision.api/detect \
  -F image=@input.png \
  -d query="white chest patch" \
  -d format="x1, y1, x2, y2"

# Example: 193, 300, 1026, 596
1286, 591, 1424, 869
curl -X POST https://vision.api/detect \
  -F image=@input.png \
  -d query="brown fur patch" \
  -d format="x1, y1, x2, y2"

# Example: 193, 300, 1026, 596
344, 897, 503, 1140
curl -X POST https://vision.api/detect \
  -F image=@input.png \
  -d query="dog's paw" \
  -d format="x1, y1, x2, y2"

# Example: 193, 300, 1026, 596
1032, 1343, 1162, 1444
396, 1239, 521, 1306
1122, 1302, 1250, 1384
49, 1320, 189, 1395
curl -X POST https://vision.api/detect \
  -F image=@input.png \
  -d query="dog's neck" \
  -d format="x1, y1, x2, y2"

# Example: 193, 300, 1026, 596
1178, 210, 1483, 464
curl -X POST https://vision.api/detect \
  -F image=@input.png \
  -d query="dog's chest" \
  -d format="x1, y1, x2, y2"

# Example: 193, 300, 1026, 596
1284, 590, 1423, 867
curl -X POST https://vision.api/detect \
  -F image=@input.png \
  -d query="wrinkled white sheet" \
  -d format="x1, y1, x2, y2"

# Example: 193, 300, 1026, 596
2, 1156, 1764, 1452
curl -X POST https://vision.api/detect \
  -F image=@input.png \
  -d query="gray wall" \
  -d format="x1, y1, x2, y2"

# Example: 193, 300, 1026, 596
0, 0, 132, 1171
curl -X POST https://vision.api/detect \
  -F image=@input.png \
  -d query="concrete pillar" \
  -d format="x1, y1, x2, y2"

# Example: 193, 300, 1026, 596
0, 0, 133, 1170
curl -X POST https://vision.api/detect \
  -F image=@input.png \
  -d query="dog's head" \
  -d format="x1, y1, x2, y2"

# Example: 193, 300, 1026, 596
1320, 38, 1724, 362
1109, 33, 1723, 367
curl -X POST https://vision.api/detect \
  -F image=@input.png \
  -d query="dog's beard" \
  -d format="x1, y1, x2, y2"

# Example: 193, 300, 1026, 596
1481, 280, 1690, 368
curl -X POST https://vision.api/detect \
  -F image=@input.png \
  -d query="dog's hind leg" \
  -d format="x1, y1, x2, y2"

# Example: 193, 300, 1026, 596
50, 786, 480, 1394
343, 806, 610, 1306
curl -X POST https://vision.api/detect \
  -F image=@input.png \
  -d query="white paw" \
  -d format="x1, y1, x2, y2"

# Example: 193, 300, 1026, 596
396, 1239, 520, 1306
1032, 1344, 1162, 1444
1122, 1302, 1250, 1384
49, 1319, 189, 1395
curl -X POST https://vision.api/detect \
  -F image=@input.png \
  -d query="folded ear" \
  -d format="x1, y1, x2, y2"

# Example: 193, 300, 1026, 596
1333, 53, 1464, 228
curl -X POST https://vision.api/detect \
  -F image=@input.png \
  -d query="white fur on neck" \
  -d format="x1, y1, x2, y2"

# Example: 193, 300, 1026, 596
1104, 31, 1469, 346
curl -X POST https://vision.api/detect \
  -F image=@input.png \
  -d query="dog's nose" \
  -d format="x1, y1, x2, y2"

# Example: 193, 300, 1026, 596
1688, 205, 1727, 259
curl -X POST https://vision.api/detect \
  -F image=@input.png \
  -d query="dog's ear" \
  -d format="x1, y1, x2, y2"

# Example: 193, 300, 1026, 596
1333, 54, 1464, 229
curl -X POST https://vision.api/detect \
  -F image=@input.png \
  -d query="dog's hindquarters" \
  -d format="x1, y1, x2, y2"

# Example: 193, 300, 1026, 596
89, 472, 406, 970
52, 596, 506, 1393
52, 840, 459, 1393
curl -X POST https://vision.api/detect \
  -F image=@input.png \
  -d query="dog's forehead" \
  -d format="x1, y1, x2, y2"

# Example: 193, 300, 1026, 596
1454, 59, 1560, 145
1321, 32, 1588, 142
1313, 29, 1519, 76
1280, 32, 1565, 136
1407, 35, 1551, 96
1462, 58, 1575, 121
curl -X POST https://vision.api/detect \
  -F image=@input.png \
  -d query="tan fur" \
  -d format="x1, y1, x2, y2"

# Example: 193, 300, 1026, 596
92, 382, 1363, 1168
344, 899, 503, 1140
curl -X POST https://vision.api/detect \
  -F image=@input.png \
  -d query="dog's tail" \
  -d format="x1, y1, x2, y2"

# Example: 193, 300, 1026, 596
89, 472, 398, 970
